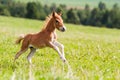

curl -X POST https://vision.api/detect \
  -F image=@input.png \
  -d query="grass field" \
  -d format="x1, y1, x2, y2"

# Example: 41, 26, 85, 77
14, 0, 120, 9
0, 16, 120, 80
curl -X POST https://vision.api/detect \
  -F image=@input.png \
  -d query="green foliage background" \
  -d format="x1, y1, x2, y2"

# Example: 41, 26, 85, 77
14, 0, 120, 9
0, 0, 120, 28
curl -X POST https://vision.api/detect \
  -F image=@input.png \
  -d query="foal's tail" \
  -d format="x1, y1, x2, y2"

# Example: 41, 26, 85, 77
15, 34, 25, 44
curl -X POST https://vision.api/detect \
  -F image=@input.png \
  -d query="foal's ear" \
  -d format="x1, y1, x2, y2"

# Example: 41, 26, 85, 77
52, 11, 55, 18
57, 12, 62, 16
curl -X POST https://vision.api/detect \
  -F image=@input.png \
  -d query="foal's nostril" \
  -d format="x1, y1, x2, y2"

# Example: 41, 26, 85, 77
59, 27, 66, 32
62, 28, 65, 32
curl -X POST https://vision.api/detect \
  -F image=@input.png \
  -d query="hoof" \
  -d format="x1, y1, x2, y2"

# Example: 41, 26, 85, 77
63, 59, 66, 63
60, 56, 66, 63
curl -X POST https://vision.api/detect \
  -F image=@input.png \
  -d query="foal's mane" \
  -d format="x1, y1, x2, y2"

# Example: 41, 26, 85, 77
41, 14, 53, 31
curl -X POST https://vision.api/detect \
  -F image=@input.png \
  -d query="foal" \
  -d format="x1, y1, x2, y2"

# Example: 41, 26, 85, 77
14, 12, 66, 64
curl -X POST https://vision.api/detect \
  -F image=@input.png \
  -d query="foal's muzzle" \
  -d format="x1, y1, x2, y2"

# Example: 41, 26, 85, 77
59, 26, 66, 32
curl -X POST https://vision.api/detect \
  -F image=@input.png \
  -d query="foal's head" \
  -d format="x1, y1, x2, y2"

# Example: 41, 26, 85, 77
52, 12, 66, 32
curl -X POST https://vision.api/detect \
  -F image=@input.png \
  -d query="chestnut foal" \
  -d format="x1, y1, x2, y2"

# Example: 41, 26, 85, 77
14, 12, 66, 64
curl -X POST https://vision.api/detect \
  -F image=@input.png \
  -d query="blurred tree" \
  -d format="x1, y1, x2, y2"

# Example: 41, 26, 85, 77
113, 4, 120, 28
77, 4, 91, 25
85, 4, 90, 11
113, 3, 119, 10
50, 3, 56, 11
0, 5, 10, 16
77, 10, 85, 24
98, 2, 106, 11
26, 2, 39, 19
9, 2, 26, 17
87, 8, 103, 26
0, 0, 119, 29
84, 4, 91, 25
56, 4, 67, 22
106, 4, 120, 28
36, 2, 46, 20
0, 0, 13, 6
43, 4, 51, 16
66, 8, 79, 24
86, 2, 108, 27
101, 10, 109, 26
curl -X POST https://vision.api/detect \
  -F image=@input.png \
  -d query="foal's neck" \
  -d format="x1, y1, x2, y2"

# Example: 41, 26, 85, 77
45, 18, 55, 33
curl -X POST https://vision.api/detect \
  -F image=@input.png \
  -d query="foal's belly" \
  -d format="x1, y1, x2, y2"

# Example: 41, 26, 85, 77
29, 43, 47, 49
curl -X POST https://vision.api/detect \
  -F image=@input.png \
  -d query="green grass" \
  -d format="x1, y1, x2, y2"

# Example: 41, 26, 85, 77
14, 0, 120, 9
0, 16, 120, 80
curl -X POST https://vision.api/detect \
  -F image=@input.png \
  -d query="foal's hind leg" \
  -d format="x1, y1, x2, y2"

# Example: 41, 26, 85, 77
14, 40, 29, 61
14, 48, 28, 61
27, 47, 36, 64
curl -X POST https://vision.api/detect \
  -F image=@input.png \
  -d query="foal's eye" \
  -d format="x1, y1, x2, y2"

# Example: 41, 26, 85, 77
56, 20, 59, 24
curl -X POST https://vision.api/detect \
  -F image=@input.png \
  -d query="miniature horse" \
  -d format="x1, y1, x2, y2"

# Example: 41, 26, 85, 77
14, 12, 66, 64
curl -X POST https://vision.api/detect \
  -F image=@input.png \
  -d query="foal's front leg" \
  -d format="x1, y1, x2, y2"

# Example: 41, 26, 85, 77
53, 41, 66, 61
48, 42, 66, 62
